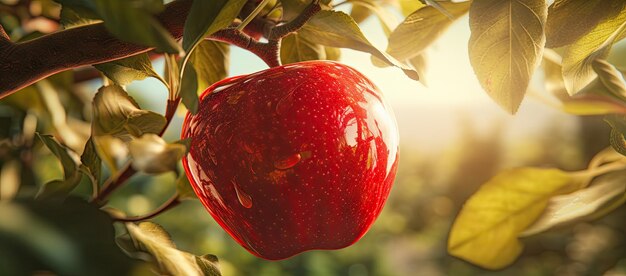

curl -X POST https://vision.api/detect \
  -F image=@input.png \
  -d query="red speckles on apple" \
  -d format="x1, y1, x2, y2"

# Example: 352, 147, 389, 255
181, 61, 399, 260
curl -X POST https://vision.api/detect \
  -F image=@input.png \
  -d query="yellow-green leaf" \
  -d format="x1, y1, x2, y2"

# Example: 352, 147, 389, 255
190, 41, 229, 93
545, 0, 625, 48
94, 53, 165, 86
280, 32, 326, 64
324, 46, 341, 61
299, 10, 419, 81
468, 0, 547, 114
350, 2, 372, 23
180, 62, 199, 114
387, 1, 470, 61
521, 171, 626, 236
123, 222, 221, 276
58, 0, 181, 53
176, 174, 197, 201
129, 134, 187, 174
182, 0, 247, 54
562, 8, 626, 94
448, 168, 581, 269
398, 0, 424, 17
92, 85, 166, 140
348, 0, 397, 36
93, 135, 127, 174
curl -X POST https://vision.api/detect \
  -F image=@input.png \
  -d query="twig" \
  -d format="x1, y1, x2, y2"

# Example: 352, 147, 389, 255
268, 0, 321, 41
112, 194, 181, 222
92, 163, 137, 205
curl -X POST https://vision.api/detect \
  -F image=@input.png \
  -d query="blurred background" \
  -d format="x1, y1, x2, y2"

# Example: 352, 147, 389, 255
1, 0, 626, 275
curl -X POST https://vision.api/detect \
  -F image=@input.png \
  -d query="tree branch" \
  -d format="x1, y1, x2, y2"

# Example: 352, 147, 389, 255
0, 0, 323, 98
0, 0, 193, 98
268, 0, 321, 41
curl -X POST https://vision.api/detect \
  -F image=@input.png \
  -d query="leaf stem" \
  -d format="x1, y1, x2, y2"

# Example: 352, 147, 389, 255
236, 0, 272, 31
112, 194, 181, 222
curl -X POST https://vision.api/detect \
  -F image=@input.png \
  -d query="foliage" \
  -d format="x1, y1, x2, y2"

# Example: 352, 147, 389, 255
1, 0, 626, 274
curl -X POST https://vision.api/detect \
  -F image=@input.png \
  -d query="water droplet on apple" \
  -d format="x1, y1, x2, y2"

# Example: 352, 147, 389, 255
233, 182, 253, 208
274, 153, 302, 170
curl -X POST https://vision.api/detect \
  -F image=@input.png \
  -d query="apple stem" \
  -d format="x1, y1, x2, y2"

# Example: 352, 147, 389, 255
111, 194, 182, 222
208, 0, 321, 68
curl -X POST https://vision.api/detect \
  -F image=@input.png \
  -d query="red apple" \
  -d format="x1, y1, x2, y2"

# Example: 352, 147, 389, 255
181, 61, 399, 260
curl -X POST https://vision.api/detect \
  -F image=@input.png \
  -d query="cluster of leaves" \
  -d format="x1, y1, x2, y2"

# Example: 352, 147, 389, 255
369, 0, 626, 269
288, 0, 626, 270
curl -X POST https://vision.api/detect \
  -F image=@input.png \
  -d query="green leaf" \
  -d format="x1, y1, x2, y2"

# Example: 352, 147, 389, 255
0, 197, 136, 275
94, 53, 166, 86
398, 0, 424, 16
408, 55, 428, 86
93, 135, 128, 174
606, 115, 626, 156
180, 62, 199, 114
590, 59, 626, 99
59, 5, 100, 28
448, 168, 582, 269
545, 0, 626, 48
299, 10, 419, 81
350, 3, 373, 24
324, 46, 341, 61
280, 32, 326, 64
182, 0, 247, 54
387, 1, 470, 61
521, 171, 626, 236
190, 40, 230, 92
129, 134, 187, 174
122, 222, 221, 276
348, 0, 397, 36
80, 137, 101, 186
92, 85, 166, 141
36, 134, 83, 200
468, 0, 547, 114
562, 8, 626, 94
57, 0, 181, 53
37, 134, 78, 178
282, 0, 332, 21
554, 59, 626, 115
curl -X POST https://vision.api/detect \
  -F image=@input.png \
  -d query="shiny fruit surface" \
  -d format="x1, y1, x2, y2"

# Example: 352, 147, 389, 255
181, 61, 399, 260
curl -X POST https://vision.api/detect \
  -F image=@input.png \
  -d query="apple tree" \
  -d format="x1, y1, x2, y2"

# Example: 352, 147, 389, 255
0, 0, 625, 274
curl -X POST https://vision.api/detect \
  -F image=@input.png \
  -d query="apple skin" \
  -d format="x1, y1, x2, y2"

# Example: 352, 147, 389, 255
181, 61, 399, 260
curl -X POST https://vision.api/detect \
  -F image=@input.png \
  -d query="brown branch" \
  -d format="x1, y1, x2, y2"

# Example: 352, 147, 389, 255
268, 0, 321, 41
0, 23, 9, 42
209, 28, 281, 67
0, 0, 324, 97
92, 163, 137, 205
0, 0, 193, 99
